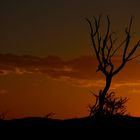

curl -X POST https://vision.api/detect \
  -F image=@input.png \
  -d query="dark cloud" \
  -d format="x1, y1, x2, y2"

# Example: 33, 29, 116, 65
0, 53, 139, 85
0, 54, 100, 80
0, 55, 103, 89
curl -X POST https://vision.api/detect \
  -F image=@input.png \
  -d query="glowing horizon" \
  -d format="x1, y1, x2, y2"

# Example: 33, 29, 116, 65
0, 54, 139, 119
1, 0, 140, 119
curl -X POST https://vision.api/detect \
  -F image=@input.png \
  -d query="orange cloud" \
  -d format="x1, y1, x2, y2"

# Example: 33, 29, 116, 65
113, 81, 140, 88
0, 53, 139, 89
0, 54, 100, 79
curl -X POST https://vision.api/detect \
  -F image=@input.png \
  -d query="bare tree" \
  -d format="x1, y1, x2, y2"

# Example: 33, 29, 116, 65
86, 16, 140, 116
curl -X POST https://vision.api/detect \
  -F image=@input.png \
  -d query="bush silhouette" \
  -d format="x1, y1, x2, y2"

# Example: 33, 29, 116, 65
89, 90, 128, 117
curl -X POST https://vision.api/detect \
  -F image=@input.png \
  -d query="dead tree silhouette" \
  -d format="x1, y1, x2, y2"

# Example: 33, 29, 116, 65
86, 16, 140, 116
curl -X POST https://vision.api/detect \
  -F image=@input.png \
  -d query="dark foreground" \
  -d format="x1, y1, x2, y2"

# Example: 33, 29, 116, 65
0, 115, 140, 138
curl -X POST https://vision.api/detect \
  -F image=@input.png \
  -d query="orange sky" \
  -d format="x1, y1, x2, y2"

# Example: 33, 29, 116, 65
0, 55, 140, 119
1, 0, 140, 119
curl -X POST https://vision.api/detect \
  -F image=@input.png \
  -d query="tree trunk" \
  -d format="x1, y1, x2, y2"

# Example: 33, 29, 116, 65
98, 76, 112, 116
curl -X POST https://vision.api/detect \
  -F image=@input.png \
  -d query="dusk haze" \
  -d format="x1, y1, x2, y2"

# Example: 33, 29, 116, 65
1, 0, 140, 121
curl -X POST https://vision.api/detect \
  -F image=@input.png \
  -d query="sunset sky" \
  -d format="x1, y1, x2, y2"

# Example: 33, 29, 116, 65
1, 0, 140, 119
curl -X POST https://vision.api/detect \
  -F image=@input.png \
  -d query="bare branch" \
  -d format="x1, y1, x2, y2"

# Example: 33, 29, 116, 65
89, 90, 98, 98
86, 18, 102, 66
107, 35, 117, 60
102, 16, 110, 66
123, 16, 133, 60
125, 41, 140, 60
45, 112, 55, 118
110, 39, 125, 58
112, 60, 126, 76
96, 16, 102, 54
128, 16, 133, 33
127, 54, 140, 61
108, 59, 114, 74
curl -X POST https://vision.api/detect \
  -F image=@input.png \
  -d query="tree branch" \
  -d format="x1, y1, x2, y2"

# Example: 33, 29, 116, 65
86, 18, 102, 67
127, 54, 140, 61
125, 41, 140, 60
102, 16, 110, 67
123, 17, 133, 60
